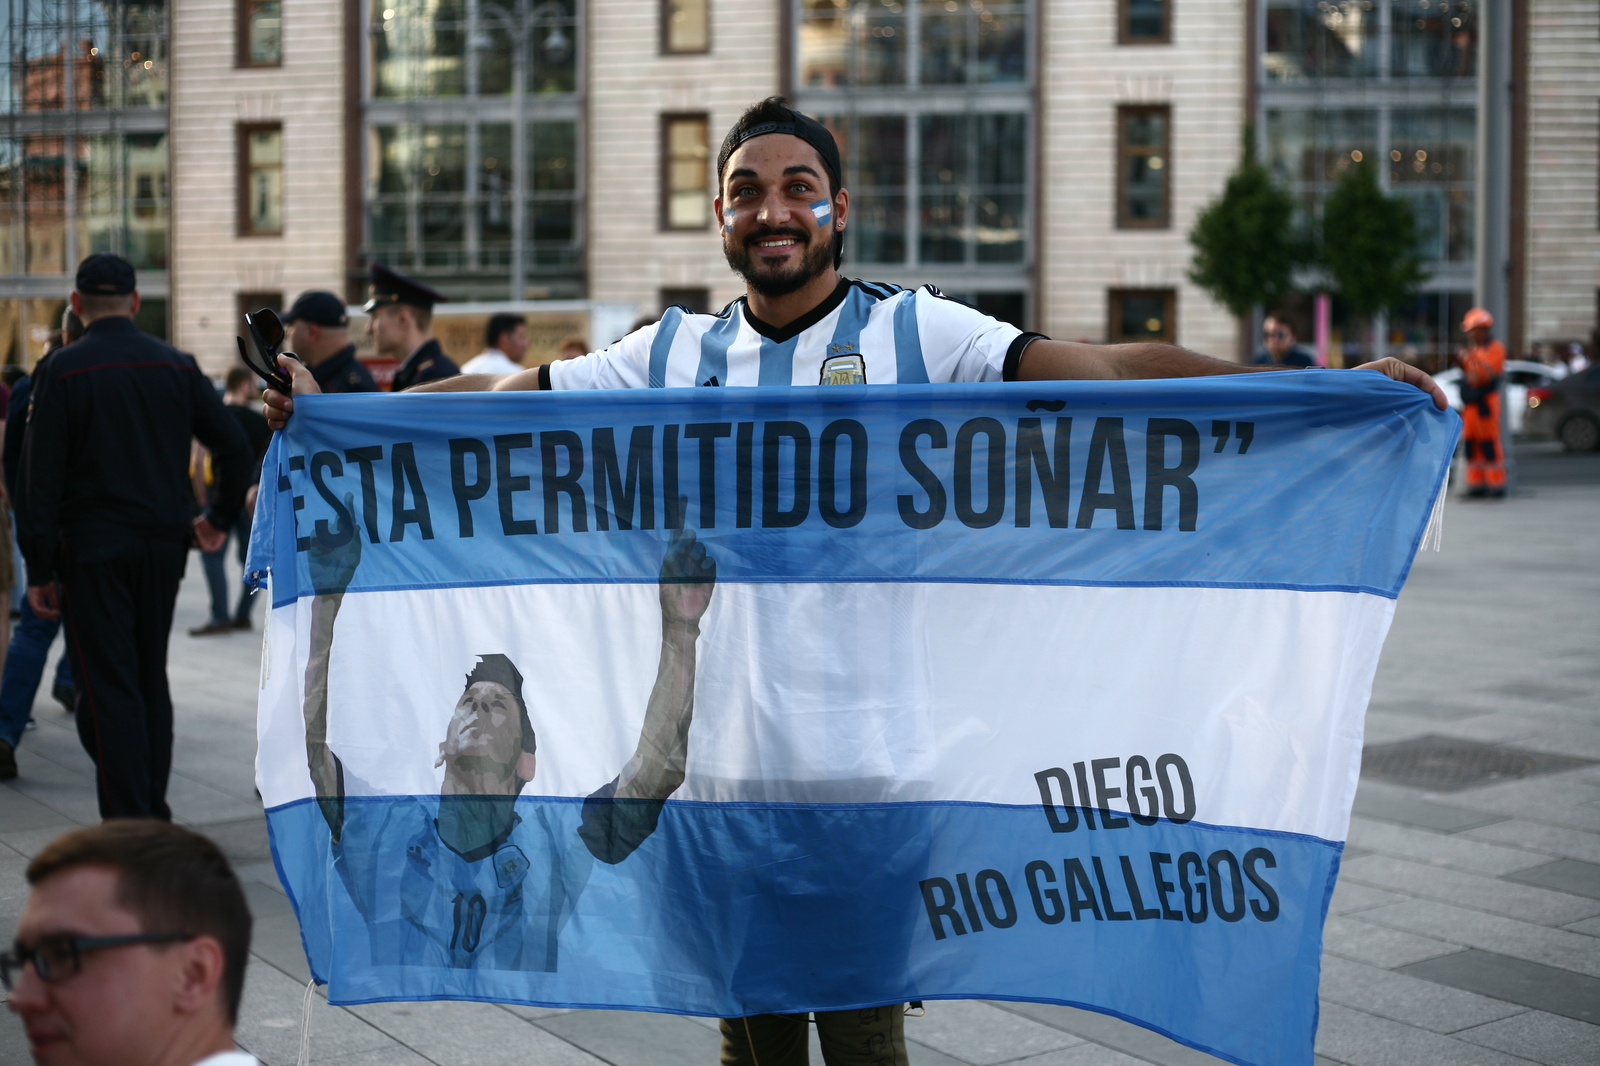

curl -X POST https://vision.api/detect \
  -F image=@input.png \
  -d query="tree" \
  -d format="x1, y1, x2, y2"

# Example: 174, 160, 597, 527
1318, 160, 1429, 320
1188, 129, 1302, 319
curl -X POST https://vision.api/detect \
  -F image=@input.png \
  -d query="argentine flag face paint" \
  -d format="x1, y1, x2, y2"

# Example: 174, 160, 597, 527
249, 377, 1458, 1066
810, 198, 832, 226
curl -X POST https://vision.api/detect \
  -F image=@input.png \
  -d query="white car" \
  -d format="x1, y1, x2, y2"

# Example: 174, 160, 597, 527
1433, 360, 1567, 435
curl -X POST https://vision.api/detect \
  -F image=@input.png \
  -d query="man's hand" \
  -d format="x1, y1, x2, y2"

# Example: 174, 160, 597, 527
659, 523, 716, 626
307, 494, 363, 595
193, 515, 226, 553
1353, 357, 1448, 410
28, 583, 59, 621
263, 354, 318, 431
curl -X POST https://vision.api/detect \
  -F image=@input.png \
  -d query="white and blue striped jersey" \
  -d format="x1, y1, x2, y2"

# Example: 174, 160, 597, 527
548, 279, 1042, 390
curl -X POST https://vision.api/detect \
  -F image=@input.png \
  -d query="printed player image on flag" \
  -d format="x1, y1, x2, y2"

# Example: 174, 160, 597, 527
248, 374, 1458, 1066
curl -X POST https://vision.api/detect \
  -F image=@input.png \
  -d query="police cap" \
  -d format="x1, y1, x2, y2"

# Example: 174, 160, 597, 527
363, 262, 447, 314
74, 253, 136, 296
283, 290, 350, 328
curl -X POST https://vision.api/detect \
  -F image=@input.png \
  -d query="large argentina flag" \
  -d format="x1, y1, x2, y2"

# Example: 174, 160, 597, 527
249, 373, 1457, 1066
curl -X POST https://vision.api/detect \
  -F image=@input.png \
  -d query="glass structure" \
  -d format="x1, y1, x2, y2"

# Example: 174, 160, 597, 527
364, 0, 583, 301
0, 0, 169, 359
795, 0, 1033, 328
1259, 0, 1477, 362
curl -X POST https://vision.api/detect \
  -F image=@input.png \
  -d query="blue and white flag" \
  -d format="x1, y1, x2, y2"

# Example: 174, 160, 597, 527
249, 375, 1457, 1066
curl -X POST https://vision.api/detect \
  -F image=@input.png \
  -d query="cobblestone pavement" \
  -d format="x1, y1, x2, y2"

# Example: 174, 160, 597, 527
2, 441, 1597, 1066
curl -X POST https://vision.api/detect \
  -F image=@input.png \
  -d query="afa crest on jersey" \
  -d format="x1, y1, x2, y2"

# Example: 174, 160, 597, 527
820, 352, 866, 385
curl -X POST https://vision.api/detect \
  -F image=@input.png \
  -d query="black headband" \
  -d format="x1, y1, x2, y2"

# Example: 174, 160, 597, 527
717, 111, 842, 192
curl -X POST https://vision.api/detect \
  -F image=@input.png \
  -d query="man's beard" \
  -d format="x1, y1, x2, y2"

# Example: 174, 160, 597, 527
724, 225, 835, 298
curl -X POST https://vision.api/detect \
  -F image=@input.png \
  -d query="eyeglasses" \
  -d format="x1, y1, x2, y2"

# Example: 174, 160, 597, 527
1263, 329, 1290, 340
0, 932, 191, 989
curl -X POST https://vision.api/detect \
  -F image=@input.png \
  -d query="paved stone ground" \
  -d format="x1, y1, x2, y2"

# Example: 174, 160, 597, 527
1, 440, 1596, 1066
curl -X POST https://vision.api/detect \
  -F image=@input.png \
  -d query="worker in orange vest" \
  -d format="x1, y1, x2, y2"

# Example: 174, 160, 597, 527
1458, 307, 1506, 498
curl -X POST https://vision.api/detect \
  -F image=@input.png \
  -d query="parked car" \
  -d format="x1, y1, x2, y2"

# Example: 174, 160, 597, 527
1524, 364, 1600, 452
1434, 360, 1566, 435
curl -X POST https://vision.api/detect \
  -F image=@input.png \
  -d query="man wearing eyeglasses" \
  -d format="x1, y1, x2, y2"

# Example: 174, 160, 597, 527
1253, 313, 1316, 368
3, 820, 256, 1066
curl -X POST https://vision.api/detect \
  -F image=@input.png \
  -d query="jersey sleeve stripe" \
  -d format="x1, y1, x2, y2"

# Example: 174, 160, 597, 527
648, 309, 684, 389
892, 294, 929, 384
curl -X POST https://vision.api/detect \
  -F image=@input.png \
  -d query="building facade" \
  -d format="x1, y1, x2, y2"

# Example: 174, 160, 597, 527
3, 1, 1588, 375
168, 0, 347, 369
1523, 0, 1599, 355
1258, 0, 1480, 364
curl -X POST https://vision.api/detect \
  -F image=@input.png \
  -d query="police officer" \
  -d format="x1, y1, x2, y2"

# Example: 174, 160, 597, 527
19, 254, 250, 819
281, 290, 377, 394
364, 263, 458, 391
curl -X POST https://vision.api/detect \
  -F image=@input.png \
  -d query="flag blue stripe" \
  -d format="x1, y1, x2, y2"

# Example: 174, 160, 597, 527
249, 378, 1457, 604
267, 795, 1332, 1066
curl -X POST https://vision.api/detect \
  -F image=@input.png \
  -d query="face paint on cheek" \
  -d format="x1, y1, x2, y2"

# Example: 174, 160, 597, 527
723, 205, 737, 232
809, 199, 832, 227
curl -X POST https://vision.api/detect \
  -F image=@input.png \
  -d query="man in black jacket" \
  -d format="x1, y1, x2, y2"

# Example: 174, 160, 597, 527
282, 290, 378, 394
364, 263, 457, 391
20, 254, 251, 819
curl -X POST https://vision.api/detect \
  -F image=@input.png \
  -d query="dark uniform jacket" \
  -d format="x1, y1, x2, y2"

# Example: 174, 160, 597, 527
1252, 344, 1316, 368
311, 344, 379, 394
20, 317, 251, 586
390, 339, 458, 392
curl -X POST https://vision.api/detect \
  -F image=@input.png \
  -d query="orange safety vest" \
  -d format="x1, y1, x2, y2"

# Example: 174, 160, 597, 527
1461, 339, 1505, 391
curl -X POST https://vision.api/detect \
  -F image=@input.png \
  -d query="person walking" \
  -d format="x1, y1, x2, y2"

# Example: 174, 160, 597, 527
0, 312, 81, 779
364, 263, 457, 391
18, 254, 251, 818
281, 290, 378, 394
1458, 307, 1507, 498
189, 367, 271, 637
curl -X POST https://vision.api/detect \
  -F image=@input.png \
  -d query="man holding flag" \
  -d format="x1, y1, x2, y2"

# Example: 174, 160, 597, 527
263, 97, 1446, 1066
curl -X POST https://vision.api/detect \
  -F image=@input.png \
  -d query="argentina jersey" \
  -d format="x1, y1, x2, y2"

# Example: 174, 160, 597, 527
549, 278, 1043, 390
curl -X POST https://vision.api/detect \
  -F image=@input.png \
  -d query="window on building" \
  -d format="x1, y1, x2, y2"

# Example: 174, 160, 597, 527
239, 124, 283, 236
799, 0, 1026, 89
237, 291, 283, 324
1388, 107, 1475, 262
1117, 106, 1169, 228
238, 0, 283, 67
799, 3, 1032, 322
663, 0, 709, 53
1263, 0, 1379, 82
1108, 289, 1175, 343
660, 287, 710, 314
662, 114, 709, 230
365, 1, 583, 300
1390, 0, 1476, 78
372, 0, 577, 98
1120, 0, 1169, 45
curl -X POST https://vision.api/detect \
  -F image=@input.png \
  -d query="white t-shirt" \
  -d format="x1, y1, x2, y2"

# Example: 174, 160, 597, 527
192, 1050, 259, 1066
548, 279, 1037, 390
461, 349, 525, 376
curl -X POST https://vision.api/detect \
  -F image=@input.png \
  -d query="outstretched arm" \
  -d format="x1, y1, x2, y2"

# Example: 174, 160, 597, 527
1016, 339, 1448, 409
302, 500, 363, 843
613, 526, 716, 801
578, 524, 716, 864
